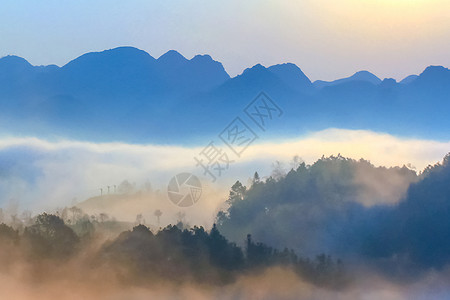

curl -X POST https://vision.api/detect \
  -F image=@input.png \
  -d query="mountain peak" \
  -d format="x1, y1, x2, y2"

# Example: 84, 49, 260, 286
415, 65, 450, 85
0, 55, 33, 70
268, 63, 303, 74
400, 74, 418, 84
191, 54, 213, 62
106, 46, 150, 54
420, 65, 450, 77
270, 62, 299, 70
268, 63, 312, 91
188, 54, 230, 81
314, 70, 381, 89
350, 71, 381, 84
81, 47, 154, 60
62, 47, 155, 70
380, 78, 397, 88
157, 50, 187, 65
242, 64, 267, 75
101, 46, 155, 60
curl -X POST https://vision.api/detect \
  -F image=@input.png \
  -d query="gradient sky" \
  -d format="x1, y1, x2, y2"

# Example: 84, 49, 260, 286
0, 0, 449, 81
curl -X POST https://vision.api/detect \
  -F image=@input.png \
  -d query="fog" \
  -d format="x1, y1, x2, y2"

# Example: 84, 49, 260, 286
0, 128, 449, 228
1, 258, 450, 300
0, 130, 449, 299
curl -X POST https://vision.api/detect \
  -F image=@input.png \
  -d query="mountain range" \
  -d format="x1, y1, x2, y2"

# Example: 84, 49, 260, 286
0, 46, 449, 143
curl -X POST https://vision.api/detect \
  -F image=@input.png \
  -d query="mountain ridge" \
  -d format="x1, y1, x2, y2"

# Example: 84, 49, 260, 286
0, 47, 449, 143
2, 47, 446, 87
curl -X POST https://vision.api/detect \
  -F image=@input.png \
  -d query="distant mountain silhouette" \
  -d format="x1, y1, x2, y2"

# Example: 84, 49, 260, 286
157, 49, 186, 65
313, 70, 382, 89
268, 63, 313, 92
0, 55, 33, 73
0, 47, 449, 142
414, 65, 450, 87
155, 51, 230, 93
213, 64, 289, 98
400, 74, 418, 84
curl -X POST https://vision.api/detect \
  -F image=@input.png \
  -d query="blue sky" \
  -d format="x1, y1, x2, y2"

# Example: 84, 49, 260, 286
1, 0, 449, 81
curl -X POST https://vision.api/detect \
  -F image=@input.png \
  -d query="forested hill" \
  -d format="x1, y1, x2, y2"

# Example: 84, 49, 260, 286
217, 154, 450, 271
0, 215, 344, 287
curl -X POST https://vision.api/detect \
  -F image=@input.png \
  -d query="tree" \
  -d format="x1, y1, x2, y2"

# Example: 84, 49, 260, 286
290, 155, 303, 170
118, 180, 135, 194
175, 211, 186, 229
0, 223, 19, 245
68, 206, 83, 224
443, 152, 450, 166
154, 209, 162, 226
271, 160, 286, 180
135, 214, 144, 225
227, 181, 246, 205
208, 224, 243, 271
23, 213, 79, 258
252, 172, 261, 185
144, 180, 153, 193
246, 234, 273, 267
72, 216, 95, 240
21, 210, 32, 226
99, 213, 109, 223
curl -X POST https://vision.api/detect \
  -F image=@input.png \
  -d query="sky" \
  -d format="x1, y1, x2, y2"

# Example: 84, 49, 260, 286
0, 0, 449, 81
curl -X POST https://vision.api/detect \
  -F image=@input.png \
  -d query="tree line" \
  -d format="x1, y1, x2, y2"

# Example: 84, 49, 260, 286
0, 212, 345, 287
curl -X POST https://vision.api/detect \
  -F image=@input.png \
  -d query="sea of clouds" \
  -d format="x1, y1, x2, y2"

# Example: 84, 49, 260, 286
0, 128, 449, 227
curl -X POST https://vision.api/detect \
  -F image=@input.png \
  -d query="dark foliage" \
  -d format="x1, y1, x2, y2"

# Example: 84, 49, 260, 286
0, 223, 19, 245
217, 155, 416, 256
22, 213, 80, 259
217, 153, 450, 273
100, 223, 344, 286
360, 153, 450, 269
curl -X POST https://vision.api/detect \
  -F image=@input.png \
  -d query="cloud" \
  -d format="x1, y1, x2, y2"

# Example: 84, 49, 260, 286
1, 262, 450, 300
0, 128, 448, 226
246, 129, 450, 171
